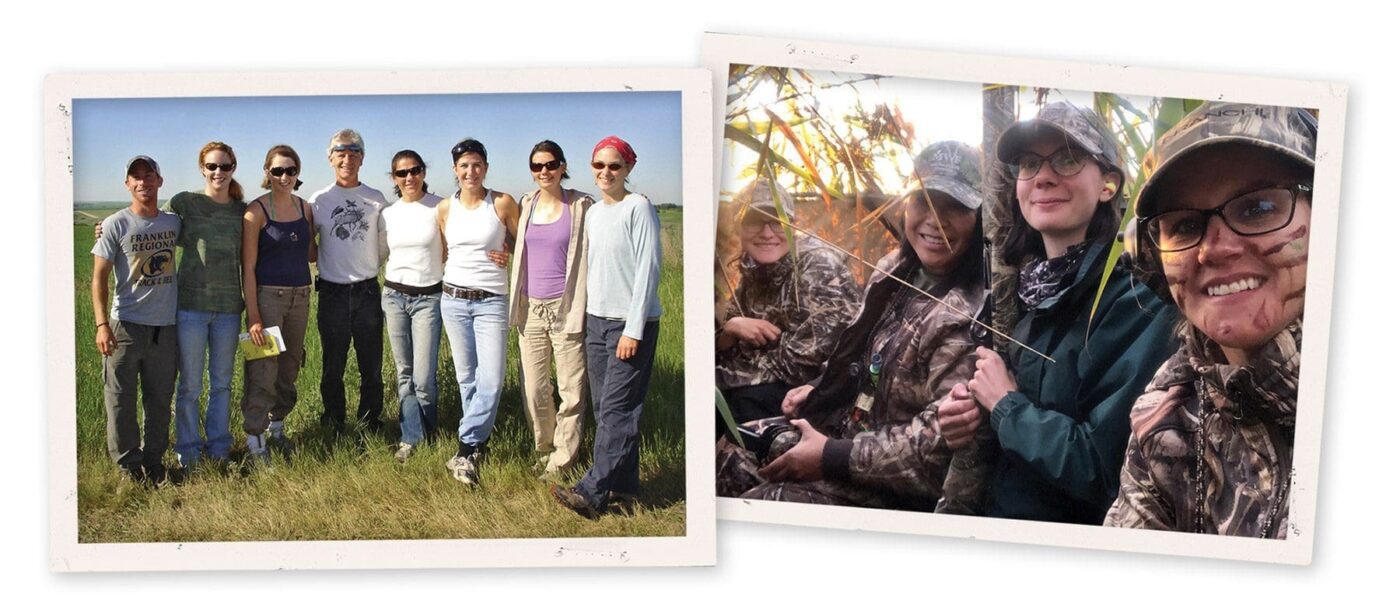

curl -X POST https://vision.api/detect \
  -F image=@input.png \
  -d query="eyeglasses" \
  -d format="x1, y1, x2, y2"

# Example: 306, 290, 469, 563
529, 160, 562, 173
268, 166, 300, 178
330, 143, 363, 154
739, 214, 785, 236
591, 161, 625, 172
1142, 184, 1311, 253
1014, 148, 1092, 180
393, 165, 424, 178
204, 162, 235, 172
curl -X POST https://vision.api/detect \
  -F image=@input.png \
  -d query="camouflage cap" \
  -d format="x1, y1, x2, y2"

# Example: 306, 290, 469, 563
1136, 102, 1317, 217
901, 140, 984, 210
733, 177, 796, 219
995, 101, 1124, 177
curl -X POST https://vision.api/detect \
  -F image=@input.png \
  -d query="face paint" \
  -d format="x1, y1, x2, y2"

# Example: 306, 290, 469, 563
1150, 145, 1313, 364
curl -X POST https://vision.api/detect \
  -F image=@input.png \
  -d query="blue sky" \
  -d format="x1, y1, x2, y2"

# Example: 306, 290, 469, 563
73, 91, 683, 206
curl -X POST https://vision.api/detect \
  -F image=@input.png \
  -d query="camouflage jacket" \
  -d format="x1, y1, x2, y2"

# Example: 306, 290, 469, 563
1104, 321, 1300, 538
802, 248, 996, 513
716, 235, 859, 390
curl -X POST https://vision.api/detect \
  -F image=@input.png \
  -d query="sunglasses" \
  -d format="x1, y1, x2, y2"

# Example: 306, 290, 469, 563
203, 162, 235, 172
529, 159, 563, 173
452, 141, 486, 160
330, 143, 363, 154
393, 165, 425, 178
268, 166, 300, 178
591, 161, 626, 172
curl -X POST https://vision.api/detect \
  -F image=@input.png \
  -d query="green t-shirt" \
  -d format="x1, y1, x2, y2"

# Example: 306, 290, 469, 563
166, 191, 245, 313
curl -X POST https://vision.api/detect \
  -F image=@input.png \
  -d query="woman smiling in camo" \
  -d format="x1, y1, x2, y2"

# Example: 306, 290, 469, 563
1105, 103, 1317, 538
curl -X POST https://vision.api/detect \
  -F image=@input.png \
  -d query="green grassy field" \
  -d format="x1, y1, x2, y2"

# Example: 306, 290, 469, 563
72, 207, 686, 542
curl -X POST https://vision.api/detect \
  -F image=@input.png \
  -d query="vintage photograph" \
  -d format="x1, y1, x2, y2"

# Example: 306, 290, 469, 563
706, 34, 1344, 564
46, 68, 715, 570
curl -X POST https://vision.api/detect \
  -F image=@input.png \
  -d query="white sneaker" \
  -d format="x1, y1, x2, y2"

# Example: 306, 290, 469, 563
394, 442, 414, 464
445, 455, 479, 487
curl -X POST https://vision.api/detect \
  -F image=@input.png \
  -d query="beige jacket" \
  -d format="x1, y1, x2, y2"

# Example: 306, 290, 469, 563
507, 188, 594, 334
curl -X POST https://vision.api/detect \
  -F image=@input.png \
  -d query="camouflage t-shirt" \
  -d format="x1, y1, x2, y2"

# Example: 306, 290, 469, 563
167, 191, 245, 314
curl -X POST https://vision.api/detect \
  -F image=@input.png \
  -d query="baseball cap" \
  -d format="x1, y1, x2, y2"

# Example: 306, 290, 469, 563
734, 177, 796, 219
995, 101, 1124, 177
901, 140, 984, 210
1136, 102, 1317, 218
125, 155, 161, 177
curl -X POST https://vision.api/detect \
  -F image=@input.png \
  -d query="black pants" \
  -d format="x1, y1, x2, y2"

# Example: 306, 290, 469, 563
717, 383, 790, 440
316, 278, 384, 427
575, 316, 660, 509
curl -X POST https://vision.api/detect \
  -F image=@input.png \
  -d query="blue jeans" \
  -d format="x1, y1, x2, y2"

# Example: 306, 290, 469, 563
174, 309, 240, 465
382, 289, 442, 446
440, 293, 508, 446
575, 316, 660, 508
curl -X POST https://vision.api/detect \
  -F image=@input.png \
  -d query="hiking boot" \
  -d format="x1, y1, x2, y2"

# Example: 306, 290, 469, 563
394, 442, 414, 464
551, 484, 600, 520
445, 454, 480, 487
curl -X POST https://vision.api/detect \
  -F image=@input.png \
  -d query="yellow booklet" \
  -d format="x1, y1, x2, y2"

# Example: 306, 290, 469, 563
238, 325, 286, 360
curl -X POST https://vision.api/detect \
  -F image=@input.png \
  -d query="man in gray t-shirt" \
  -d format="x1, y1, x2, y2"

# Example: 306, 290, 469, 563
91, 155, 181, 485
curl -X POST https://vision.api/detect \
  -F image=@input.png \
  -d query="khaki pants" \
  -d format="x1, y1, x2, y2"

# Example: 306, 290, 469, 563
242, 285, 311, 435
103, 320, 177, 468
518, 297, 588, 470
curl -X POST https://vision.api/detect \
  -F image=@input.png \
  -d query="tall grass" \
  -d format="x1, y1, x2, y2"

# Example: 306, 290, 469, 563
72, 208, 686, 542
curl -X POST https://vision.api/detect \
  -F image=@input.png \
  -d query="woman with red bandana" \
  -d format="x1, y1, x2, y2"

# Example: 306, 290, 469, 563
1105, 103, 1317, 537
551, 136, 663, 518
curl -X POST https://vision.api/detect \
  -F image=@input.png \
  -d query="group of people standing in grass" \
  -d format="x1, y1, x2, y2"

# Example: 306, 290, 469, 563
92, 130, 665, 519
716, 101, 1316, 538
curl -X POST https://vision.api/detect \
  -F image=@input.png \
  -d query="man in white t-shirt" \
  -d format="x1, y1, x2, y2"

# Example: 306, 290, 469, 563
307, 129, 389, 434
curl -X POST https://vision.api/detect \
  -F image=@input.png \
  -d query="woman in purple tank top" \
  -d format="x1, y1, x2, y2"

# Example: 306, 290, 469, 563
239, 144, 317, 464
508, 140, 595, 479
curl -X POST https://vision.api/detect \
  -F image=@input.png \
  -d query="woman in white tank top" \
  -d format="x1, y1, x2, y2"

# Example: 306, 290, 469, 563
378, 149, 445, 463
434, 138, 520, 487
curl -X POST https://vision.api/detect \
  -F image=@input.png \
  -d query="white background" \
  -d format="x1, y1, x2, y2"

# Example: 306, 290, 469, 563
7, 0, 1394, 595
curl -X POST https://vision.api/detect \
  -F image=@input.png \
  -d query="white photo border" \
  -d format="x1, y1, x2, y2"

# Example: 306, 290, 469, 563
703, 32, 1346, 566
44, 67, 716, 571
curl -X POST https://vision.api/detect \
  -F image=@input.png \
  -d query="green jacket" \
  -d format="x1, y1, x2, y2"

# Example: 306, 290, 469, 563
985, 241, 1178, 524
